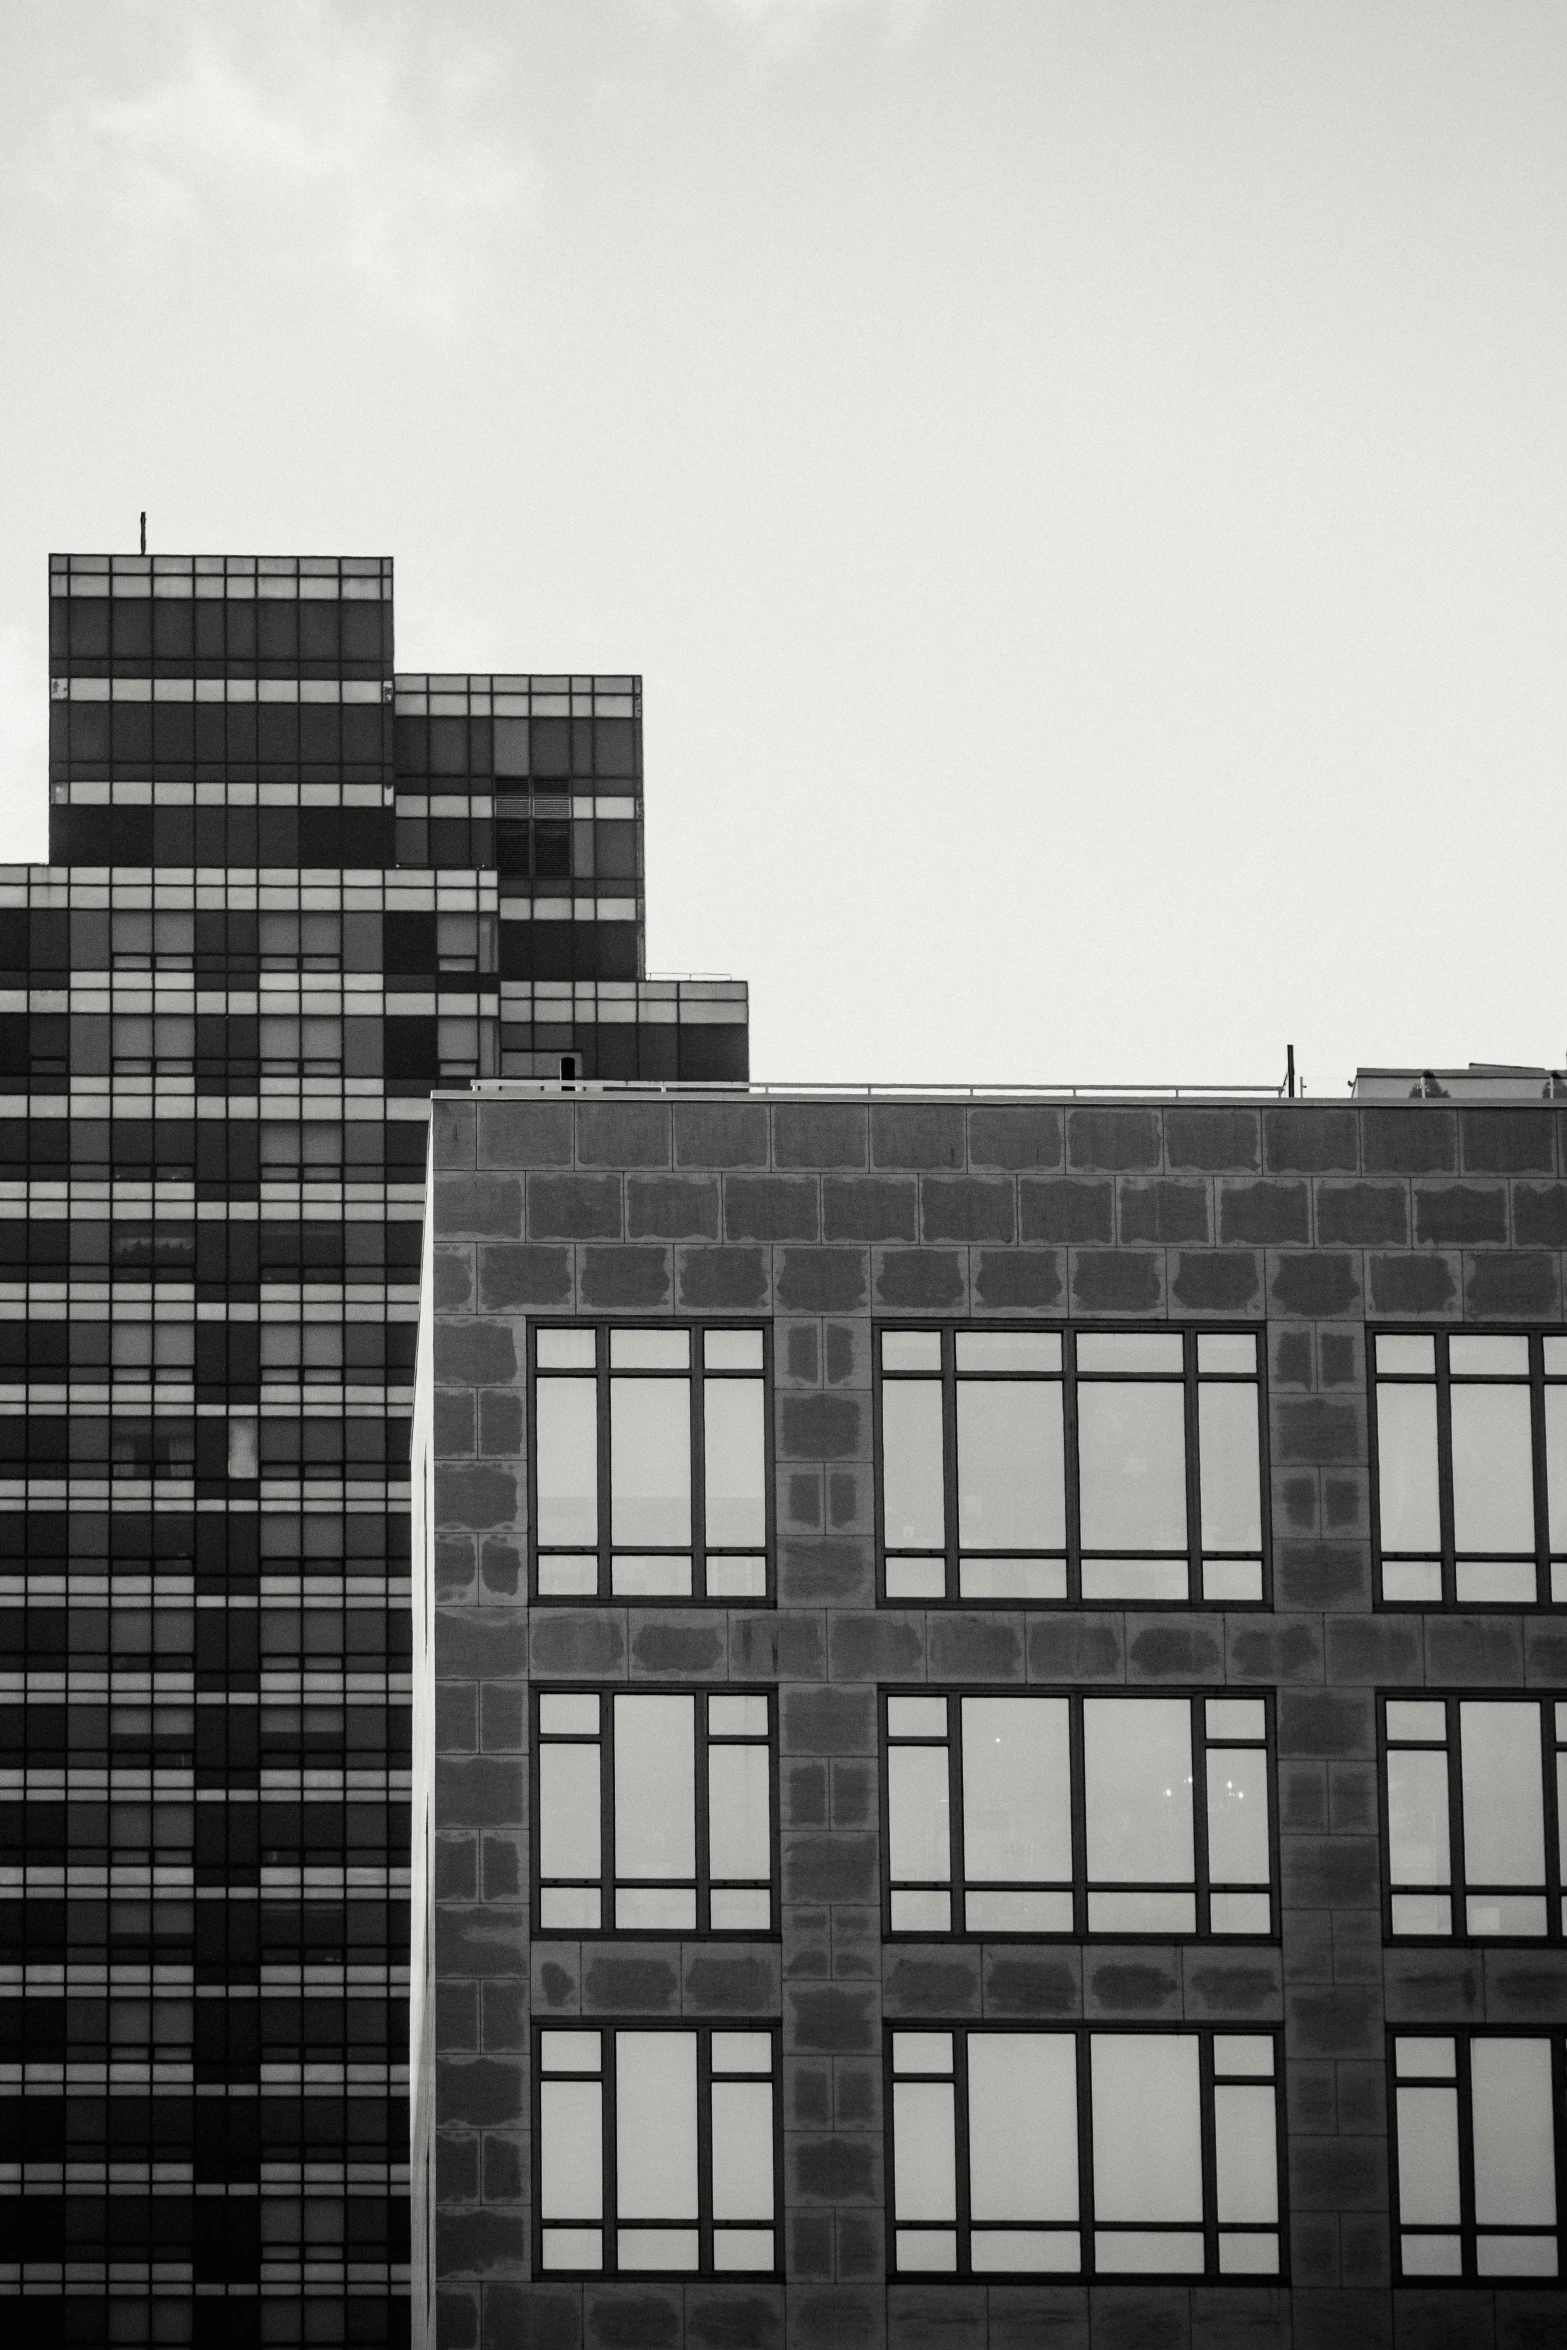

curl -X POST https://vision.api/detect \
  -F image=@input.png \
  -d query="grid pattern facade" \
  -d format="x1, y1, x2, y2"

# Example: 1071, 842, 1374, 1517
419, 1088, 1567, 2350
2, 555, 748, 2350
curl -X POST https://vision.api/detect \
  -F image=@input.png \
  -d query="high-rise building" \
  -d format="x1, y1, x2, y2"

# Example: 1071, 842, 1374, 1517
415, 1075, 1567, 2349
0, 551, 748, 2350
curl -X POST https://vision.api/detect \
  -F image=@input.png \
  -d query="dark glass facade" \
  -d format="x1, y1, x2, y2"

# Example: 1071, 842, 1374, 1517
0, 553, 748, 2348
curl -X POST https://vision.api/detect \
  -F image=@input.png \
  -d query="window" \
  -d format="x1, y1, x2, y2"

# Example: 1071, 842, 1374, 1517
1381, 1697, 1566, 1940
877, 1326, 1264, 1605
534, 1688, 775, 1934
1391, 2034, 1564, 2279
888, 2027, 1282, 2279
884, 1692, 1274, 1938
530, 1324, 770, 1601
260, 1324, 345, 1384
536, 2025, 779, 2276
110, 1323, 195, 1383
1372, 1331, 1567, 1604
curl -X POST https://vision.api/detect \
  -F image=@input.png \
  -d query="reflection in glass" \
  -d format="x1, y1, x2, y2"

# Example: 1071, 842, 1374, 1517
1077, 1384, 1187, 1551
1084, 1700, 1194, 1886
610, 1379, 691, 1545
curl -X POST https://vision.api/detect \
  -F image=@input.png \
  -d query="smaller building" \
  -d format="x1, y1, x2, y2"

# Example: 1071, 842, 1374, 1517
414, 1075, 1567, 2350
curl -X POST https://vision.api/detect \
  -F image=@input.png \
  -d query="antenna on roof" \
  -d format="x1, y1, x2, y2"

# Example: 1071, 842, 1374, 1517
139, 512, 146, 557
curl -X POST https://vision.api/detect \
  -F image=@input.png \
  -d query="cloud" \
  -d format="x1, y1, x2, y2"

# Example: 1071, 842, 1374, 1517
0, 622, 49, 869
45, 6, 536, 329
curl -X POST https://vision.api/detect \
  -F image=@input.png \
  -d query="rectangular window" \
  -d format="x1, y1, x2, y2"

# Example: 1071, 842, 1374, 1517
884, 1692, 1274, 1939
1381, 1696, 1565, 1940
534, 1688, 775, 1935
1391, 2033, 1564, 2279
877, 1326, 1264, 1606
888, 2027, 1282, 2279
1372, 1330, 1567, 1605
530, 1324, 771, 1602
536, 2025, 779, 2276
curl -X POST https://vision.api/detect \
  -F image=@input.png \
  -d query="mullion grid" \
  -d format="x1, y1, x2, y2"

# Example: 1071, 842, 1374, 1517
1390, 2030, 1567, 2281
1381, 1692, 1566, 1945
881, 1689, 1278, 1944
528, 1321, 771, 1604
532, 1685, 776, 1940
533, 2022, 781, 2279
885, 2026, 1284, 2281
874, 1322, 1265, 1609
1373, 1328, 1564, 1609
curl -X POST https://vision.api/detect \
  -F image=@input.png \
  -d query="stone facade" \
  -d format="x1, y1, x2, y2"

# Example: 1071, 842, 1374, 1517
415, 1086, 1567, 2350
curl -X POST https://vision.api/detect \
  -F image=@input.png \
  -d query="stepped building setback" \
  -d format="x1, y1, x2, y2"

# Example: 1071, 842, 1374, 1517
0, 551, 747, 2350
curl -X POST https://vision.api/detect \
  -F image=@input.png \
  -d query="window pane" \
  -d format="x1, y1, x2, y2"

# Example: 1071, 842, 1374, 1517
1091, 2036, 1202, 2223
1214, 2085, 1278, 2225
1077, 1334, 1183, 1372
537, 1379, 598, 1546
616, 2034, 698, 2218
968, 2034, 1078, 2223
1547, 1390, 1567, 1552
893, 2081, 956, 2221
1205, 1749, 1270, 1885
1376, 1385, 1440, 1552
706, 1330, 763, 1371
611, 1330, 689, 1369
1077, 1385, 1187, 1551
961, 1699, 1071, 1884
539, 1747, 601, 1882
614, 1697, 695, 1879
711, 2080, 775, 2222
708, 1745, 771, 1882
955, 1332, 1060, 1372
1397, 2086, 1461, 2224
1472, 2039, 1556, 2226
1460, 1704, 1545, 1887
1451, 1385, 1536, 1553
957, 1382, 1065, 1549
1083, 1701, 1194, 1885
882, 1382, 945, 1547
1386, 1750, 1451, 1887
888, 1747, 951, 1886
704, 1379, 766, 1546
1198, 1384, 1261, 1550
540, 2081, 602, 2219
611, 1379, 691, 1545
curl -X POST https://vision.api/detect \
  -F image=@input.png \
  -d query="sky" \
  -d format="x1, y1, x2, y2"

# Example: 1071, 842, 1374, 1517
0, 0, 1564, 1093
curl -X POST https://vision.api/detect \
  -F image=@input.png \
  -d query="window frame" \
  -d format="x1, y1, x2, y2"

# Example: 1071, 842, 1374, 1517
527, 1320, 774, 1606
873, 1321, 1270, 1608
1388, 2029, 1567, 2284
879, 1686, 1279, 1943
884, 2023, 1288, 2283
1370, 1326, 1567, 1609
532, 2018, 784, 2280
1378, 1691, 1567, 1945
531, 1683, 780, 1941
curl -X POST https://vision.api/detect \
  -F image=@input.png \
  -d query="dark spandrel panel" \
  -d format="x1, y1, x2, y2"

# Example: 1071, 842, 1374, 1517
54, 592, 392, 679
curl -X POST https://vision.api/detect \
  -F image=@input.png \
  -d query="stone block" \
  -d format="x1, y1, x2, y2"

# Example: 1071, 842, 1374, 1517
829, 1613, 925, 1682
435, 1098, 479, 1169
731, 1610, 829, 1686
479, 1536, 522, 1597
1361, 1107, 1456, 1174
1066, 1107, 1161, 1171
886, 2288, 989, 2350
1465, 1250, 1561, 1317
1268, 1250, 1362, 1318
476, 1100, 572, 1169
774, 1102, 868, 1170
436, 1246, 475, 1307
788, 2131, 881, 2203
442, 1175, 524, 1241
1483, 1950, 1567, 2023
1227, 1617, 1324, 1682
871, 1102, 966, 1170
1286, 1985, 1382, 2056
787, 2288, 886, 2350
783, 1833, 879, 1904
686, 2291, 785, 2350
920, 1176, 1016, 1243
972, 1247, 1066, 1310
874, 1248, 967, 1311
578, 1244, 672, 1309
1276, 1397, 1363, 1465
968, 1104, 1065, 1170
673, 1098, 771, 1169
584, 2289, 684, 2350
724, 1175, 821, 1243
481, 1980, 526, 2049
884, 1949, 982, 2015
1069, 1248, 1163, 1314
435, 1390, 476, 1458
786, 1985, 880, 2052
831, 1756, 878, 1827
437, 2129, 480, 2203
527, 1611, 626, 1678
926, 1612, 1025, 1680
477, 1243, 572, 1309
982, 1949, 1081, 2018
626, 1174, 720, 1240
1327, 1761, 1378, 1833
575, 1101, 670, 1169
1424, 1615, 1522, 1684
1289, 2135, 1384, 2211
437, 1682, 478, 1753
434, 1905, 529, 1983
1026, 1614, 1124, 1681
1217, 1180, 1309, 1244
436, 1609, 530, 1680
1381, 1950, 1483, 2021
478, 1390, 522, 1456
1181, 1950, 1284, 2018
1019, 1179, 1115, 1243
1085, 2290, 1190, 2350
1125, 1618, 1225, 1681
1319, 1330, 1361, 1385
986, 2288, 1090, 2349
436, 1755, 526, 1831
1315, 1182, 1409, 1246
1271, 1328, 1312, 1387
1118, 1178, 1210, 1244
1281, 1835, 1380, 1909
780, 1391, 863, 1462
481, 2285, 581, 2350
526, 1173, 622, 1240
628, 1614, 727, 1677
779, 1540, 875, 1607
1513, 1182, 1567, 1246
775, 1248, 869, 1314
435, 1834, 477, 1899
582, 1949, 680, 2012
435, 1321, 519, 1387
782, 1684, 878, 1754
822, 1176, 918, 1243
434, 2208, 526, 2277
677, 1244, 770, 1312
1324, 1618, 1421, 1685
1413, 1182, 1508, 1246
1459, 1110, 1557, 1173
1165, 1106, 1261, 1173
1083, 1949, 1181, 2015
1278, 1690, 1373, 1757
1367, 1252, 1459, 1316
436, 1532, 479, 1600
1390, 2293, 1494, 2350
1264, 1106, 1359, 1173
1279, 1760, 1328, 1832
438, 1981, 480, 2052
1169, 1250, 1263, 1312
684, 1947, 782, 2014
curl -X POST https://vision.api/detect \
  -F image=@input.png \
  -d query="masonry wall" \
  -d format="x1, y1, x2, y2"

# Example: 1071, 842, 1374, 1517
421, 1088, 1567, 2350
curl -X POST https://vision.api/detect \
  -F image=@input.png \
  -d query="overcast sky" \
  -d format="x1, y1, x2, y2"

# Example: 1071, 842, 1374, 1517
1, 1, 1563, 1091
